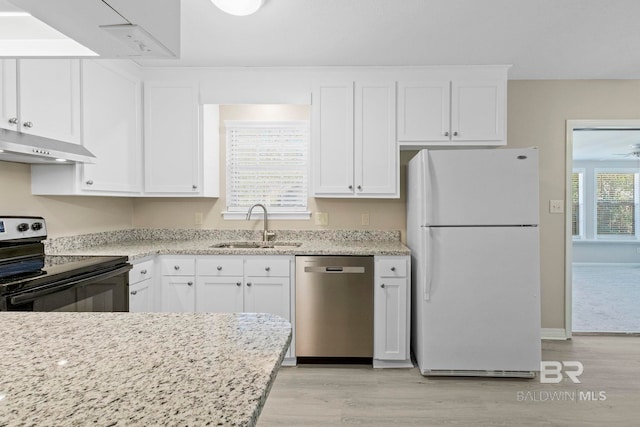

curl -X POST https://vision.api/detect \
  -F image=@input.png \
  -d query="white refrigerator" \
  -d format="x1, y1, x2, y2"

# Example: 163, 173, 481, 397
407, 148, 541, 378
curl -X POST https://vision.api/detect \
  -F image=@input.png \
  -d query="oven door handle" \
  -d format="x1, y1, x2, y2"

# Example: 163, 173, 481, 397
10, 265, 132, 306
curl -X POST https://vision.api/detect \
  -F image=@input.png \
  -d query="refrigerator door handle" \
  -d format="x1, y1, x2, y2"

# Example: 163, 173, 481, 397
424, 227, 433, 301
421, 150, 432, 226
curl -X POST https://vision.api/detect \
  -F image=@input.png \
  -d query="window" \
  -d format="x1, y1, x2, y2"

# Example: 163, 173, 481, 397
572, 170, 584, 238
225, 121, 310, 219
595, 171, 639, 237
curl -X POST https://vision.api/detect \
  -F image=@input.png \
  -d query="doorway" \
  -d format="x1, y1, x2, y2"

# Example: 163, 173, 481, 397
566, 120, 640, 334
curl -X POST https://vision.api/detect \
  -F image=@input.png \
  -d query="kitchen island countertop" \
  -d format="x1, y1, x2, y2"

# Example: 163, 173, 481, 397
0, 312, 291, 426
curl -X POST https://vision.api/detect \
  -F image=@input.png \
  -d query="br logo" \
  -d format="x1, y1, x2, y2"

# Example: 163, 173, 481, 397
540, 361, 584, 384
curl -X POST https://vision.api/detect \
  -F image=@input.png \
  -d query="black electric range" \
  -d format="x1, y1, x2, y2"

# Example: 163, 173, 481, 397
0, 216, 131, 312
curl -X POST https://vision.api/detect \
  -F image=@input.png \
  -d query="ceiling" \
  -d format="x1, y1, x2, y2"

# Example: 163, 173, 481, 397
135, 0, 640, 80
573, 129, 640, 162
3, 0, 640, 79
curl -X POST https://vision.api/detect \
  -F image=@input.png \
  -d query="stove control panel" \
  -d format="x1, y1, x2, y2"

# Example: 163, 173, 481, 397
0, 216, 47, 241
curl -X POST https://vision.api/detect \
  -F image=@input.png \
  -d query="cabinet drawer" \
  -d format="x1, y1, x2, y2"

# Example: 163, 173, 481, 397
129, 260, 154, 284
245, 258, 290, 277
161, 258, 195, 276
376, 258, 407, 278
197, 257, 244, 276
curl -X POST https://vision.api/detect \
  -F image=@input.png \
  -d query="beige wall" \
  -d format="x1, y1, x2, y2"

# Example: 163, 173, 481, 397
0, 161, 134, 238
6, 81, 640, 330
132, 104, 409, 238
507, 80, 640, 329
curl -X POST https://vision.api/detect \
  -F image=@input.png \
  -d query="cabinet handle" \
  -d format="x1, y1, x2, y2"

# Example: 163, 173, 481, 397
236, 282, 241, 287
8, 117, 18, 125
348, 185, 353, 190
246, 282, 252, 287
217, 266, 222, 271
265, 266, 270, 272
381, 284, 385, 288
23, 121, 33, 128
192, 185, 198, 190
140, 269, 147, 275
187, 281, 193, 286
86, 180, 93, 185
357, 185, 362, 191
130, 290, 138, 295
174, 265, 180, 270
453, 131, 458, 137
390, 267, 396, 272
444, 131, 449, 137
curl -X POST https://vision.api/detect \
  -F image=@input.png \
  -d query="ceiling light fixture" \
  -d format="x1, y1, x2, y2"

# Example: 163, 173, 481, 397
211, 0, 265, 16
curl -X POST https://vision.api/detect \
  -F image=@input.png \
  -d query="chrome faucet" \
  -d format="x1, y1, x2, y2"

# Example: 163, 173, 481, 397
246, 203, 276, 242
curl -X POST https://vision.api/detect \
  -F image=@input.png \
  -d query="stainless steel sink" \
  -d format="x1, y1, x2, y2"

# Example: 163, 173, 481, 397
211, 241, 302, 249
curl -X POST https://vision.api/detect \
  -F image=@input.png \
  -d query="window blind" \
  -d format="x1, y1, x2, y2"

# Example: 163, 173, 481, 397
571, 172, 581, 236
226, 121, 309, 212
596, 172, 636, 235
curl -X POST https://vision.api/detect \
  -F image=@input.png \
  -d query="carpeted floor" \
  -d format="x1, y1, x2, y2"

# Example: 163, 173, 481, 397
572, 263, 640, 333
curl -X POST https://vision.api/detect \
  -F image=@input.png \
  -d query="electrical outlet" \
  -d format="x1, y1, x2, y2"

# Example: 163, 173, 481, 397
194, 212, 203, 225
549, 200, 564, 214
315, 212, 329, 226
361, 213, 370, 226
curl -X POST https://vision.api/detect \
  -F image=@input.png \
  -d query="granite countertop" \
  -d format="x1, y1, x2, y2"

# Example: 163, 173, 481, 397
0, 312, 291, 426
46, 229, 410, 261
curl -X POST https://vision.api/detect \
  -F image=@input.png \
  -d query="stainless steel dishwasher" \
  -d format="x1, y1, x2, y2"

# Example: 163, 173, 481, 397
295, 256, 374, 360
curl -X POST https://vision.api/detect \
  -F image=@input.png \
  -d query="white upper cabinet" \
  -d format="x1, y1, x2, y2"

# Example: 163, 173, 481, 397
0, 60, 17, 131
311, 82, 354, 196
1, 59, 81, 144
31, 60, 143, 196
81, 60, 142, 193
451, 80, 505, 142
398, 73, 507, 147
397, 81, 450, 142
144, 82, 199, 195
312, 80, 399, 198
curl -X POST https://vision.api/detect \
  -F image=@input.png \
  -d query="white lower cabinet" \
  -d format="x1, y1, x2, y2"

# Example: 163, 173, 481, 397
159, 257, 196, 312
373, 256, 412, 368
128, 259, 155, 312
159, 255, 294, 360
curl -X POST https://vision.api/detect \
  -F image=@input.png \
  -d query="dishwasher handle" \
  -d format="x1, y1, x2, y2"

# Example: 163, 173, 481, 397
304, 266, 366, 273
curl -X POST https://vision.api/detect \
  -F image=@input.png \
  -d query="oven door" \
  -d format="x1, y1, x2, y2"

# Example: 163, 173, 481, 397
6, 265, 131, 312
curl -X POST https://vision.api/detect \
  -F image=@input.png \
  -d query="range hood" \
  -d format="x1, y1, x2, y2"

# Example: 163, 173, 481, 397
0, 128, 95, 164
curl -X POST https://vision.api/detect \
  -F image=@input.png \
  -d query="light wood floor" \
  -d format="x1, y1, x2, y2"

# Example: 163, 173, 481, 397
259, 337, 640, 426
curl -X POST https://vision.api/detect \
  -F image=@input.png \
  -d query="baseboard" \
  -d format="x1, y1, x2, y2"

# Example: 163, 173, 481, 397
373, 358, 414, 369
541, 328, 569, 340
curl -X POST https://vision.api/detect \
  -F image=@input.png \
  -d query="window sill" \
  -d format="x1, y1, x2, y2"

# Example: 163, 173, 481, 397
573, 239, 639, 244
222, 211, 311, 221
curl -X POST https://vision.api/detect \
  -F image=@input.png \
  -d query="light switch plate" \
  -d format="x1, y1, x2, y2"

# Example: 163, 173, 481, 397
549, 200, 564, 214
361, 213, 370, 226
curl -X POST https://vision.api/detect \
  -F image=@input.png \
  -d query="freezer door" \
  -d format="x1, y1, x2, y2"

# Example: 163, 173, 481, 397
417, 148, 539, 226
418, 226, 541, 373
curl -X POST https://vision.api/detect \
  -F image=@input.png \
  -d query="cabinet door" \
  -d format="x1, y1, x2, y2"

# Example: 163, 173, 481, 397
244, 276, 290, 320
129, 279, 153, 312
311, 81, 354, 196
355, 81, 398, 197
374, 277, 407, 361
18, 59, 81, 143
81, 60, 142, 193
397, 81, 450, 142
160, 276, 195, 312
196, 276, 244, 313
0, 59, 17, 131
451, 80, 505, 142
144, 82, 200, 194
